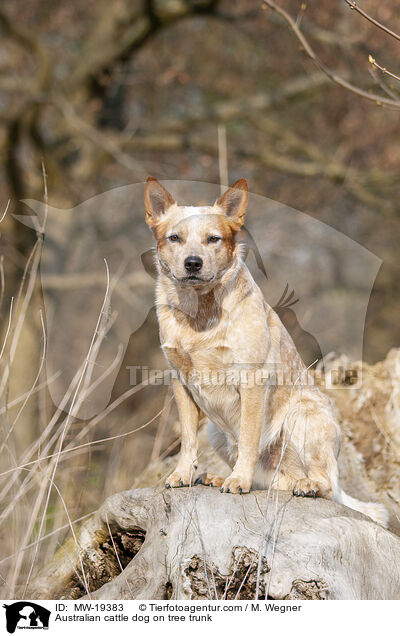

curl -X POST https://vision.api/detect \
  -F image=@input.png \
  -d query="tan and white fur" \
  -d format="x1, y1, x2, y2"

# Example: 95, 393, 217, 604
144, 176, 388, 526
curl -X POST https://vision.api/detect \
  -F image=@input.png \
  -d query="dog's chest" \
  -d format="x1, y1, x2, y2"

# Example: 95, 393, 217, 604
160, 319, 235, 376
165, 340, 240, 432
159, 310, 240, 421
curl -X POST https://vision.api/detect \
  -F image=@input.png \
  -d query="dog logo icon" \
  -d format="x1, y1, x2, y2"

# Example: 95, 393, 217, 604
3, 602, 50, 633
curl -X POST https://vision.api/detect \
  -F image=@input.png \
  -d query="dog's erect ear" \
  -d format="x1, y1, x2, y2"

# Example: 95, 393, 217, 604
215, 178, 248, 228
144, 177, 175, 227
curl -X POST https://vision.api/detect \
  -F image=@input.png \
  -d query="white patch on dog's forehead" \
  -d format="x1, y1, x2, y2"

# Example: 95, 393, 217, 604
166, 205, 224, 235
179, 205, 214, 218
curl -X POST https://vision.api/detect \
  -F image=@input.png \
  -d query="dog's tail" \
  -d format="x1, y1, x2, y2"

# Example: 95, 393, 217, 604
332, 488, 389, 528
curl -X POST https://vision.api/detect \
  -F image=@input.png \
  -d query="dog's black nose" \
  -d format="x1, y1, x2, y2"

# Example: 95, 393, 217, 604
184, 255, 203, 273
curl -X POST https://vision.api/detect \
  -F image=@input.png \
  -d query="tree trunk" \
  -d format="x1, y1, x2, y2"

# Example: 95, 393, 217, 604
28, 485, 400, 601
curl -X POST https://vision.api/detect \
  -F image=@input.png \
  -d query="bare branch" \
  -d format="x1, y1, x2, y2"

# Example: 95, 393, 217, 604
0, 8, 53, 91
263, 0, 400, 109
53, 97, 148, 179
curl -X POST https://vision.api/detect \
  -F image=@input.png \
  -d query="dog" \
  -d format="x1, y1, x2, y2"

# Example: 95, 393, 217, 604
144, 176, 388, 526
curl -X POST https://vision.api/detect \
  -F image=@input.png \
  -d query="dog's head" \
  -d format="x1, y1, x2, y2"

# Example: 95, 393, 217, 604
144, 177, 248, 289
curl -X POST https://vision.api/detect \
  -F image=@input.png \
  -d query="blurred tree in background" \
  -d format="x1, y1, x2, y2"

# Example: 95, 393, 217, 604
1, 0, 400, 595
1, 0, 399, 359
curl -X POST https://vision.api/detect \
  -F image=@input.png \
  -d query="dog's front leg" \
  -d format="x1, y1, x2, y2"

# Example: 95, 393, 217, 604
220, 383, 265, 494
165, 378, 199, 488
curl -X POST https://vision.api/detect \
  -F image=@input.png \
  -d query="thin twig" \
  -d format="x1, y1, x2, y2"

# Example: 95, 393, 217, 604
0, 199, 10, 225
0, 297, 14, 361
0, 255, 5, 315
105, 514, 134, 598
343, 0, 400, 43
40, 160, 48, 233
151, 387, 173, 460
218, 124, 228, 194
369, 55, 400, 84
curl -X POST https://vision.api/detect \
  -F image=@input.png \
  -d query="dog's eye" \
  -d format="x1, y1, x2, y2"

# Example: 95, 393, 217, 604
207, 236, 221, 244
168, 234, 180, 242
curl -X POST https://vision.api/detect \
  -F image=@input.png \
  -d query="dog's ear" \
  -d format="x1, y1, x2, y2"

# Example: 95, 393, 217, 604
144, 177, 175, 227
215, 178, 248, 228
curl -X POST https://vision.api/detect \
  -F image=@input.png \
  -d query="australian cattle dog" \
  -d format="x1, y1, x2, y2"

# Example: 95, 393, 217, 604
144, 176, 388, 526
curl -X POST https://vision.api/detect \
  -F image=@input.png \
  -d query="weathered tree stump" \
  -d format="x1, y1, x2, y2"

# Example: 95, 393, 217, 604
28, 486, 400, 600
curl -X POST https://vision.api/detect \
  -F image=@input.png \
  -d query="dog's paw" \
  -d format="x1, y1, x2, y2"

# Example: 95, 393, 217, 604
220, 474, 251, 494
195, 473, 224, 488
292, 478, 320, 498
165, 468, 195, 489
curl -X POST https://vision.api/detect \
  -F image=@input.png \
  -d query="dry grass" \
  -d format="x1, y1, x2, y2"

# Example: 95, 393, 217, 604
0, 201, 177, 598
